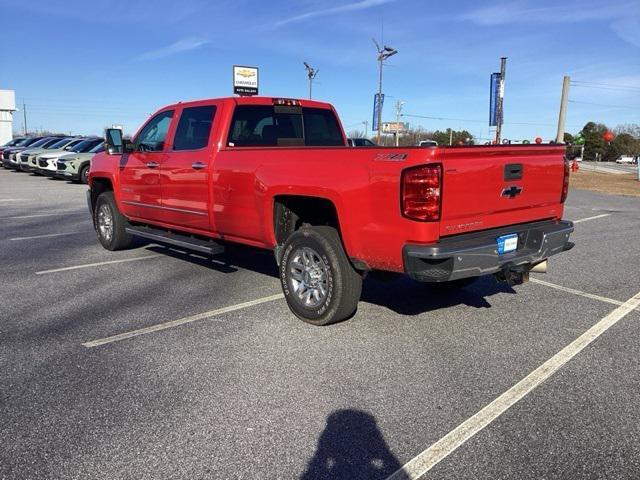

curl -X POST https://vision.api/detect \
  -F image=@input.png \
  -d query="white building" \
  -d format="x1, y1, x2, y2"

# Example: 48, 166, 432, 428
0, 90, 17, 145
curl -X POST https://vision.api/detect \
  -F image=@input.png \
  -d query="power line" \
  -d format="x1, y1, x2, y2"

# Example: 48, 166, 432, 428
570, 80, 640, 92
568, 100, 640, 110
570, 83, 640, 94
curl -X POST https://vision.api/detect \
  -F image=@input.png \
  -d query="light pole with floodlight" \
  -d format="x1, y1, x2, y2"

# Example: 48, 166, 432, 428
373, 39, 397, 144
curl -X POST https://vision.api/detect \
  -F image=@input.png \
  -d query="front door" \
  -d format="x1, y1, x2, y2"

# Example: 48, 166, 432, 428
160, 104, 218, 231
119, 110, 174, 221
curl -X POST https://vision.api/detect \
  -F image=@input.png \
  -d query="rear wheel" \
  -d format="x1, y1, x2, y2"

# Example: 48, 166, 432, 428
94, 191, 134, 251
280, 226, 362, 326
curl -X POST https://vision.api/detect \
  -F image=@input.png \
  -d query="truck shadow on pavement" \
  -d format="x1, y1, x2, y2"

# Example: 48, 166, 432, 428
361, 274, 516, 315
301, 409, 403, 480
143, 245, 516, 316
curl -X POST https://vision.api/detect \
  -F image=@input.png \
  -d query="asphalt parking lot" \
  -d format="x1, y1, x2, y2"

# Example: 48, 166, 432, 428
1, 168, 639, 480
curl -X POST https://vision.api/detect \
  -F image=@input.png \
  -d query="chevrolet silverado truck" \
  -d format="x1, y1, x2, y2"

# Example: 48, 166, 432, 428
88, 96, 574, 325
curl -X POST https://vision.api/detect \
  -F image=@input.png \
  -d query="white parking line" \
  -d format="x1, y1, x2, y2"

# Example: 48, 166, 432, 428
35, 254, 162, 275
573, 213, 610, 224
10, 231, 88, 241
387, 288, 640, 480
2, 211, 85, 219
0, 198, 27, 202
530, 278, 625, 308
82, 293, 284, 348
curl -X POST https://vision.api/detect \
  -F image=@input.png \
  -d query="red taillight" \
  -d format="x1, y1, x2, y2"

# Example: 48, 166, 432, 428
402, 164, 442, 221
561, 156, 570, 203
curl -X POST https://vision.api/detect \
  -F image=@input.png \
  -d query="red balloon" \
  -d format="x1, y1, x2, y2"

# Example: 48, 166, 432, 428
603, 131, 615, 142
535, 137, 543, 144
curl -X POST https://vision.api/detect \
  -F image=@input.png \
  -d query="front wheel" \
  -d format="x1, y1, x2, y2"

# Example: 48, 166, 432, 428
94, 191, 134, 251
280, 226, 362, 326
79, 165, 90, 184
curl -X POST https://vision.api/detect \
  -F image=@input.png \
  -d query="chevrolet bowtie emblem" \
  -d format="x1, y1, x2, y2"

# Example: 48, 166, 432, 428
502, 185, 523, 198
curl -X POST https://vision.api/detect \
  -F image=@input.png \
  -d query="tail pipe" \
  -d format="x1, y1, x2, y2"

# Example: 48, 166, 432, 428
495, 259, 548, 285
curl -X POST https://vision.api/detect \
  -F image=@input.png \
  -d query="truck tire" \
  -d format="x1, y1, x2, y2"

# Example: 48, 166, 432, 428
94, 191, 134, 251
280, 226, 362, 326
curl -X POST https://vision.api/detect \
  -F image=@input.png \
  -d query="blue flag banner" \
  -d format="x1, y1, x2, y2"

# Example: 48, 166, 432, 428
372, 93, 385, 131
489, 73, 500, 127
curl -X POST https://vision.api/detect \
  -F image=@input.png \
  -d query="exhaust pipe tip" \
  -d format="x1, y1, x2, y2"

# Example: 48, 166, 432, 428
529, 259, 548, 274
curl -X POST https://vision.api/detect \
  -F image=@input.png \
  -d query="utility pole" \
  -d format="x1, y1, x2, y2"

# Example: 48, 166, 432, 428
23, 103, 28, 135
394, 100, 404, 146
556, 75, 570, 143
494, 57, 507, 144
448, 128, 453, 146
373, 39, 397, 144
303, 62, 319, 99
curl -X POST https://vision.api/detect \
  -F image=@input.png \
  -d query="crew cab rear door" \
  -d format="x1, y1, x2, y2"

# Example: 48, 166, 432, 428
159, 103, 219, 231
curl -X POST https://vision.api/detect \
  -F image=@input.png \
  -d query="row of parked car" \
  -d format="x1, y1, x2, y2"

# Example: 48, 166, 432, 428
0, 135, 104, 184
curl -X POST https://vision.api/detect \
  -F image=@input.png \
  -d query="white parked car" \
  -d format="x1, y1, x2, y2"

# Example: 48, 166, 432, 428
418, 140, 438, 147
615, 155, 636, 164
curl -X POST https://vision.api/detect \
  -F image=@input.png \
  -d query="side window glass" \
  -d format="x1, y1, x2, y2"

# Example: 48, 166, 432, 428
173, 105, 216, 151
136, 110, 174, 152
228, 106, 275, 146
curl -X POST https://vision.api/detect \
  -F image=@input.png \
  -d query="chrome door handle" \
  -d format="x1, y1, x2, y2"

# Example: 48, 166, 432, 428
192, 162, 206, 170
146, 161, 159, 169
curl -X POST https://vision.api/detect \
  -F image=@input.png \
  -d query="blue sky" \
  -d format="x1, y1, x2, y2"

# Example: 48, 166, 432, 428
1, 0, 638, 141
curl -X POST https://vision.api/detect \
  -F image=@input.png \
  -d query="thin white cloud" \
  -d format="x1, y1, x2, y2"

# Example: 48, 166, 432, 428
272, 0, 397, 28
460, 1, 634, 25
611, 17, 640, 47
459, 1, 640, 48
136, 38, 209, 61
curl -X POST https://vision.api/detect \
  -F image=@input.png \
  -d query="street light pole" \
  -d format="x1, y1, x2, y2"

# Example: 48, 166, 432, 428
362, 120, 369, 138
373, 39, 397, 145
303, 62, 319, 99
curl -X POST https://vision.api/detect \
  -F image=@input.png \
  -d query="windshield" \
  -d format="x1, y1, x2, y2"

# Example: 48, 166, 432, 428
41, 138, 64, 148
70, 139, 102, 153
20, 137, 43, 147
89, 142, 105, 153
3, 138, 23, 147
48, 138, 73, 149
26, 138, 52, 148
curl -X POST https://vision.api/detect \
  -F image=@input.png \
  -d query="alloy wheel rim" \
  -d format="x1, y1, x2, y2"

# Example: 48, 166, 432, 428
289, 246, 329, 308
97, 204, 114, 242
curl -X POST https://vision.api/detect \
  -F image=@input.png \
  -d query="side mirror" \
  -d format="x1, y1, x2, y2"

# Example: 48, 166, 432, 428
105, 128, 124, 154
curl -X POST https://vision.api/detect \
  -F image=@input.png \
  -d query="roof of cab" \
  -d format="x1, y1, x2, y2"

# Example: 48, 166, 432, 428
162, 96, 334, 110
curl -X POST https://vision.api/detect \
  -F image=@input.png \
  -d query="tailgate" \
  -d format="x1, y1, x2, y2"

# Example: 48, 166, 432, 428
439, 145, 566, 236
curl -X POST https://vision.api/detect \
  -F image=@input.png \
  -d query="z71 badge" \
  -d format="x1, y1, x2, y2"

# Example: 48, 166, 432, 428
373, 153, 408, 161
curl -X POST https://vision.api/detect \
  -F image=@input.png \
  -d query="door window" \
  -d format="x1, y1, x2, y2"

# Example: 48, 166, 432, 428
135, 110, 174, 152
173, 105, 217, 151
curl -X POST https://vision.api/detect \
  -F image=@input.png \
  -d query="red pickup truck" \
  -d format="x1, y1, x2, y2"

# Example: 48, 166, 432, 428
88, 96, 574, 325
